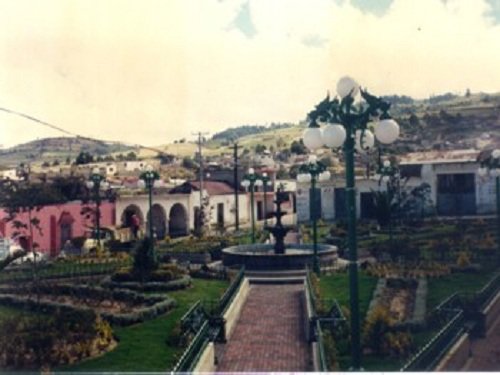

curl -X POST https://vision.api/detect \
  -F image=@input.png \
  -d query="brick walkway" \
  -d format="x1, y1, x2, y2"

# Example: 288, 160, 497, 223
462, 313, 500, 371
216, 283, 312, 372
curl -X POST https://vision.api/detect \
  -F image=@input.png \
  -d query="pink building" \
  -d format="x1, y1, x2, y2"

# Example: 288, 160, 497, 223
0, 201, 116, 257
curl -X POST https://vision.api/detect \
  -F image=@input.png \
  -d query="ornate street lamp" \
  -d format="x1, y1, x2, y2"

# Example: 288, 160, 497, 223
303, 76, 400, 370
241, 168, 260, 244
297, 154, 331, 275
138, 165, 161, 242
375, 159, 400, 250
86, 167, 108, 248
261, 172, 271, 227
478, 149, 500, 264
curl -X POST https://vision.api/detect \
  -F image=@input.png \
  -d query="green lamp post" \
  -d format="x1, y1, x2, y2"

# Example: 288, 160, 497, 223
376, 159, 400, 250
297, 155, 330, 275
139, 164, 160, 254
261, 172, 271, 227
241, 168, 260, 244
303, 76, 400, 370
478, 149, 500, 264
86, 167, 108, 248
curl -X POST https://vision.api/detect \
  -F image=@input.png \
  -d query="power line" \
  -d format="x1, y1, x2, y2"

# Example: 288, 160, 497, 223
0, 106, 171, 156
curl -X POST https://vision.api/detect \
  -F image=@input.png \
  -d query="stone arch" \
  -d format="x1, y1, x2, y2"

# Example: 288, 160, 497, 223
169, 203, 188, 238
121, 204, 144, 228
148, 204, 167, 240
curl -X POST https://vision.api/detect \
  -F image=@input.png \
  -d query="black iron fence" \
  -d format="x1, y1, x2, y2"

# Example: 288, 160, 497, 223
401, 272, 500, 371
172, 266, 245, 372
172, 321, 210, 373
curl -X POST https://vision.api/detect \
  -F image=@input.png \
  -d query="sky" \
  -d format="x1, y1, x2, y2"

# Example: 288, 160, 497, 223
1, 0, 500, 149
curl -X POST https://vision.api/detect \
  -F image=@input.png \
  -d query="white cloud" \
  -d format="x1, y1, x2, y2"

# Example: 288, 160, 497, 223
0, 0, 500, 148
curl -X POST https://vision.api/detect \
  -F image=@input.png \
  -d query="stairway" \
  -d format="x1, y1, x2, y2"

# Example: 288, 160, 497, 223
216, 283, 312, 372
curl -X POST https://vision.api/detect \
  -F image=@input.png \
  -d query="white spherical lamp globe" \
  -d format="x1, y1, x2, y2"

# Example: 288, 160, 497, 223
322, 124, 346, 148
477, 167, 488, 177
319, 171, 331, 181
375, 119, 400, 144
241, 179, 250, 188
355, 129, 375, 153
492, 149, 500, 159
303, 127, 323, 151
383, 160, 391, 168
337, 76, 359, 99
137, 180, 146, 189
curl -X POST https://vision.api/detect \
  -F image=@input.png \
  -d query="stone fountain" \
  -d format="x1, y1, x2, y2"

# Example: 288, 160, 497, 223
222, 189, 338, 271
264, 188, 292, 255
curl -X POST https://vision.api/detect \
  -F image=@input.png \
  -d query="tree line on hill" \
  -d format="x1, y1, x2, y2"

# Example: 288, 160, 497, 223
211, 123, 292, 142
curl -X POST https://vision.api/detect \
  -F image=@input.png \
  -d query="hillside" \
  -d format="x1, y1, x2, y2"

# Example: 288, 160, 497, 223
0, 137, 133, 168
2, 91, 500, 169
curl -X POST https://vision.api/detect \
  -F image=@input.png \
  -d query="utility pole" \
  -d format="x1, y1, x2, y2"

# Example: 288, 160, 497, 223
193, 132, 209, 234
233, 142, 240, 231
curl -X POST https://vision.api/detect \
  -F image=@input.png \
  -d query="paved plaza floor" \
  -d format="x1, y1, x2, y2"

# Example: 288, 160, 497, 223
216, 283, 312, 372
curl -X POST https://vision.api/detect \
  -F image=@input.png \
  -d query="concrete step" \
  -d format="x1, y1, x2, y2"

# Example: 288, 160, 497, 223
248, 276, 305, 285
244, 269, 307, 278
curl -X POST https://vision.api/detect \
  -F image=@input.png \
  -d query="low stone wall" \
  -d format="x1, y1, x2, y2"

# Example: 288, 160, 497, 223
222, 244, 337, 270
223, 278, 250, 340
435, 333, 471, 371
484, 291, 500, 332
192, 342, 216, 373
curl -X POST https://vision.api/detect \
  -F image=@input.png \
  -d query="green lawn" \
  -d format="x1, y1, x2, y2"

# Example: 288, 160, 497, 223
62, 278, 228, 372
319, 271, 378, 321
427, 268, 498, 309
0, 305, 33, 321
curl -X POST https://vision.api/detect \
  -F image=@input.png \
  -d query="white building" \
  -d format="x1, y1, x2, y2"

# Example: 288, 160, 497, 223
296, 149, 497, 222
115, 180, 250, 238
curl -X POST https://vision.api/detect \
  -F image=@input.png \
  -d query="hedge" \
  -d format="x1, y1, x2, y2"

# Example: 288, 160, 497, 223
0, 287, 177, 326
102, 275, 192, 292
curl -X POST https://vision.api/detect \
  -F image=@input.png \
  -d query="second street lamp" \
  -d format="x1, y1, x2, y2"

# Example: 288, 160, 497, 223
261, 172, 270, 227
375, 159, 400, 251
139, 165, 160, 256
304, 76, 400, 370
86, 167, 107, 249
297, 155, 330, 275
241, 168, 259, 244
478, 149, 500, 264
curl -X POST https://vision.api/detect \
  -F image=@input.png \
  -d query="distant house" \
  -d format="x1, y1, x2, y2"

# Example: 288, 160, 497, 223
0, 201, 116, 256
0, 169, 20, 181
169, 180, 249, 231
399, 149, 493, 215
296, 149, 497, 222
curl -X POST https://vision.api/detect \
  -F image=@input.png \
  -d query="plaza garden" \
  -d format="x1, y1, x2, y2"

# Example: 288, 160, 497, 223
0, 216, 499, 372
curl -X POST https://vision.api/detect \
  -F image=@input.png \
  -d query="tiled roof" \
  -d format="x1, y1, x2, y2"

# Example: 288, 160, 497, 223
170, 180, 235, 195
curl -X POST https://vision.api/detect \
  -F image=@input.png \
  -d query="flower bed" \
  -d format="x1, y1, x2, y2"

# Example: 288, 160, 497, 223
0, 284, 176, 326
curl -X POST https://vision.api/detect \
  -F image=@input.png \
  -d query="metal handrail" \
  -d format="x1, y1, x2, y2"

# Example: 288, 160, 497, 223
401, 309, 465, 371
305, 269, 318, 314
474, 272, 500, 310
217, 266, 245, 315
172, 321, 210, 373
316, 320, 328, 371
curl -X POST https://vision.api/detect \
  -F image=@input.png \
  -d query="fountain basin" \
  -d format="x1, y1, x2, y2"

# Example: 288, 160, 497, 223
222, 244, 338, 271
